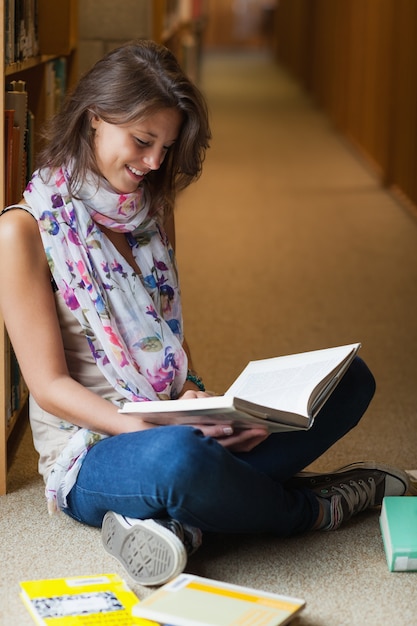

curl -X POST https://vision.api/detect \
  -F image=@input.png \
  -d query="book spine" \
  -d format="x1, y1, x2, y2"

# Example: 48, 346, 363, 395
4, 110, 15, 206
5, 0, 16, 64
5, 80, 28, 202
5, 0, 40, 65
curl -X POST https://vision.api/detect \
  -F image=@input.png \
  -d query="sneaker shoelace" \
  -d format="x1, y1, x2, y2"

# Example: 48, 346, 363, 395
328, 477, 377, 529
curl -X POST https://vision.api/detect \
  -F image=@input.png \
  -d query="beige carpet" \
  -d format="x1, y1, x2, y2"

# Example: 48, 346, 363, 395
1, 51, 417, 625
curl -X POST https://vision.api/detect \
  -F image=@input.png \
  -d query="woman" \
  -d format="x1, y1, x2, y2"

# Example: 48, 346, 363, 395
0, 40, 408, 587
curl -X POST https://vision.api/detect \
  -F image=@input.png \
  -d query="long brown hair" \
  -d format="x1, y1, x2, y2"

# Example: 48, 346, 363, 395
37, 39, 211, 215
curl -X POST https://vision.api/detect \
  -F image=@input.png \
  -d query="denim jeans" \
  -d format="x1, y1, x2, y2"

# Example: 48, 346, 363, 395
66, 357, 375, 536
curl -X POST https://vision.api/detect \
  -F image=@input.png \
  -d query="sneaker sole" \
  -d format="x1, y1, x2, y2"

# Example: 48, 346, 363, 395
101, 512, 187, 586
295, 461, 409, 496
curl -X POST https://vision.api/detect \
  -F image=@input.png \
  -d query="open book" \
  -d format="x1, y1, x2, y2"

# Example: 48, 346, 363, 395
120, 342, 361, 433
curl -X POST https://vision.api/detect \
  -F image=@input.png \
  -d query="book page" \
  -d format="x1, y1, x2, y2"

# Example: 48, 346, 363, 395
226, 344, 359, 417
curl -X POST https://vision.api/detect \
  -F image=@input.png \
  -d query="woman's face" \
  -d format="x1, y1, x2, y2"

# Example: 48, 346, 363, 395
91, 107, 182, 194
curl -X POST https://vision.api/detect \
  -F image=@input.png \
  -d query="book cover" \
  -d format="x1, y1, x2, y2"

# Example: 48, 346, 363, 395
133, 573, 305, 626
20, 574, 151, 625
405, 470, 417, 495
380, 497, 417, 572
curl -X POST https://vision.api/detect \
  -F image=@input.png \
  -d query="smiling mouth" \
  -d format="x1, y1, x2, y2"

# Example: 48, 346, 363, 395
127, 165, 147, 177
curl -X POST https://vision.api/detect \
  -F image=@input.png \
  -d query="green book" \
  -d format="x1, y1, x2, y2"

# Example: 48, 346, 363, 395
380, 497, 417, 572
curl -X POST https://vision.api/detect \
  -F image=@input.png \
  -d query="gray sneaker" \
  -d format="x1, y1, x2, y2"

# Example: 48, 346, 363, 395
101, 512, 202, 586
289, 462, 409, 530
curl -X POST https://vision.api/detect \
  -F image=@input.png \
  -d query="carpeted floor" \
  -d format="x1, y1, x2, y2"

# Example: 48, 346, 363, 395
1, 51, 416, 625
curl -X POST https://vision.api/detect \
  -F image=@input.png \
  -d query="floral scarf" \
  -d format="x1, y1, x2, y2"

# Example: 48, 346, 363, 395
23, 166, 187, 512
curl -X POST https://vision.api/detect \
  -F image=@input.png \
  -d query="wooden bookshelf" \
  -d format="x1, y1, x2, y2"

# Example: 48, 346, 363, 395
153, 0, 207, 84
0, 0, 78, 495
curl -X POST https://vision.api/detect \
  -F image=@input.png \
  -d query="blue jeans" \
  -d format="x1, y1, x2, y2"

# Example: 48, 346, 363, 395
66, 357, 375, 536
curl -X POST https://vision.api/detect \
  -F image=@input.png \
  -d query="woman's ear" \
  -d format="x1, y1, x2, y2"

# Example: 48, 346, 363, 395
89, 110, 100, 130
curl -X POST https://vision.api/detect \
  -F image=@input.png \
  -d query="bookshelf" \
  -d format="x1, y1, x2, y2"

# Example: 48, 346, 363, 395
0, 0, 78, 495
152, 0, 207, 84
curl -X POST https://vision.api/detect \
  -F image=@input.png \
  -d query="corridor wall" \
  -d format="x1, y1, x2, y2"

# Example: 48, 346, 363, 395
274, 0, 417, 210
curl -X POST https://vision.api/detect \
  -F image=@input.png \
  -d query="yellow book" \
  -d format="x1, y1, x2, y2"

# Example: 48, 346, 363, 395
133, 574, 305, 626
19, 574, 152, 626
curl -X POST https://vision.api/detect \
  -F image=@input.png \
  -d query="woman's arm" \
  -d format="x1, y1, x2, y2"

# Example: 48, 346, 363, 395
0, 209, 152, 436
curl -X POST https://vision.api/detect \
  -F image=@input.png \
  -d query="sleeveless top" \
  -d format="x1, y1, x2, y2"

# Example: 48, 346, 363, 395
29, 288, 123, 483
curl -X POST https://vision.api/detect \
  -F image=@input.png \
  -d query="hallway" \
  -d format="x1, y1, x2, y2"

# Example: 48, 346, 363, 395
174, 50, 417, 622
176, 50, 417, 469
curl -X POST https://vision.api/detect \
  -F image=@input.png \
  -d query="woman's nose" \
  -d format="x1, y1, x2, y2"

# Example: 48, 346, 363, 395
142, 147, 164, 171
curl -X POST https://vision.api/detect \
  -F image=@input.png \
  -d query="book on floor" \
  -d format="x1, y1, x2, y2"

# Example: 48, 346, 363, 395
132, 573, 306, 626
19, 573, 148, 625
380, 496, 417, 572
405, 470, 417, 495
120, 342, 361, 432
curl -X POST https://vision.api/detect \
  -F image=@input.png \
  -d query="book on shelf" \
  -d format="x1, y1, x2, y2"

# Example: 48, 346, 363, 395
5, 0, 16, 64
4, 61, 68, 205
43, 57, 68, 120
5, 0, 39, 64
5, 80, 28, 202
19, 573, 148, 625
405, 470, 417, 495
4, 331, 28, 428
9, 341, 28, 422
380, 496, 417, 572
4, 109, 15, 206
132, 573, 306, 626
26, 109, 36, 182
120, 342, 361, 433
52, 56, 68, 111
4, 333, 12, 421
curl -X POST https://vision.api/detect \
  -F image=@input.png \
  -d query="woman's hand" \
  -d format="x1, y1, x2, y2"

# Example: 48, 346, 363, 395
197, 424, 269, 451
176, 389, 269, 451
179, 388, 213, 399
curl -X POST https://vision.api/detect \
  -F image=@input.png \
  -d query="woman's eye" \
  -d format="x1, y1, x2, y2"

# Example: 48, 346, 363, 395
135, 137, 149, 147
